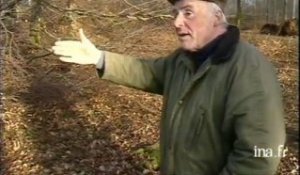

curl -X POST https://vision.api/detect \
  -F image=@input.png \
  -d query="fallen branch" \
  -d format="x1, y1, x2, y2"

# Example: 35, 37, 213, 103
26, 52, 52, 63
135, 102, 159, 114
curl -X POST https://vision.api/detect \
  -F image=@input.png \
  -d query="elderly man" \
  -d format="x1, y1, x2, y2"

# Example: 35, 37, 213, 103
52, 0, 286, 174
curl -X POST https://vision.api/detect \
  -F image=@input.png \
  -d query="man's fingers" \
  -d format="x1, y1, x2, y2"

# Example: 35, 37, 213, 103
79, 28, 88, 43
53, 49, 75, 57
59, 56, 75, 63
52, 42, 83, 56
52, 45, 74, 51
79, 28, 94, 47
54, 41, 82, 47
52, 45, 74, 55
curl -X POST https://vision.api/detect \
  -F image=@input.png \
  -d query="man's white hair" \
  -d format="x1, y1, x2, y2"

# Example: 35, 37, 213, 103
209, 2, 228, 26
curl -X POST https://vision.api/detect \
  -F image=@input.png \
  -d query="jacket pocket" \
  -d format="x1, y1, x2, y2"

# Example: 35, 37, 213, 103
184, 107, 206, 150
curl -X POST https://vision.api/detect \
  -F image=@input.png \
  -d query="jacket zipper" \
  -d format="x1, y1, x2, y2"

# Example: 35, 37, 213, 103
167, 59, 212, 174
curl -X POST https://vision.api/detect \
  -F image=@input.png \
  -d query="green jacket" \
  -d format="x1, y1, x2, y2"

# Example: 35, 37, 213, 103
98, 26, 286, 175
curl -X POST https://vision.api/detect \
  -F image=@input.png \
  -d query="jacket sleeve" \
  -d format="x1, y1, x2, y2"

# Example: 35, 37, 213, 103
219, 51, 286, 175
96, 50, 178, 94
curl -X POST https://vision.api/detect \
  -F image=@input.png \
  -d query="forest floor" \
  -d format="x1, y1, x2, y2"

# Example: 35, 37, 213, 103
1, 1, 298, 175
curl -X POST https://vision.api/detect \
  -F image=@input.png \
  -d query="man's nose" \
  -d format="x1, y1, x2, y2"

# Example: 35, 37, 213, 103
174, 14, 184, 28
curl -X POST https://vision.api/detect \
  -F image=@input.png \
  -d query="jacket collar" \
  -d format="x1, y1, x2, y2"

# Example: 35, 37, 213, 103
210, 25, 240, 64
179, 25, 240, 70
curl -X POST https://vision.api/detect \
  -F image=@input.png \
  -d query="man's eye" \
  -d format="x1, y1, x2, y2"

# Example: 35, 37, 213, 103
184, 11, 194, 18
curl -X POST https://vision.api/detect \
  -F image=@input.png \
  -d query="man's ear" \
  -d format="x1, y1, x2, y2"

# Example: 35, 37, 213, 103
214, 10, 223, 26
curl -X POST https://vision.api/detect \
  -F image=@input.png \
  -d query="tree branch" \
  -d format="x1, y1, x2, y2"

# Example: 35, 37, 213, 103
0, 0, 23, 12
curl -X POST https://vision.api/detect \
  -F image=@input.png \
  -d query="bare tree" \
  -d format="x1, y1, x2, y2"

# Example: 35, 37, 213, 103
265, 0, 269, 23
292, 0, 297, 18
236, 0, 242, 27
0, 0, 22, 12
283, 0, 287, 20
274, 0, 278, 23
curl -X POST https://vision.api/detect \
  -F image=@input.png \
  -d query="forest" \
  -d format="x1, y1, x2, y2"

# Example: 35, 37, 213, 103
0, 0, 298, 174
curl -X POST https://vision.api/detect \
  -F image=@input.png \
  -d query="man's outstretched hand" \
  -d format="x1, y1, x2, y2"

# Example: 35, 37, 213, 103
52, 28, 104, 67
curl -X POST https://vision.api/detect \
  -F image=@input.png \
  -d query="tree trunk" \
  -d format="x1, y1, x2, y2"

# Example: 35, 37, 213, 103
270, 0, 275, 23
236, 0, 242, 27
254, 0, 257, 29
266, 0, 269, 23
283, 0, 287, 21
292, 0, 297, 18
274, 0, 278, 24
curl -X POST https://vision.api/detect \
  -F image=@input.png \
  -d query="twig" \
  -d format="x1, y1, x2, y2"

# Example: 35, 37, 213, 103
40, 0, 64, 13
0, 0, 23, 12
36, 66, 58, 82
135, 102, 158, 114
42, 28, 59, 40
118, 0, 158, 15
122, 0, 142, 12
0, 18, 13, 50
42, 0, 171, 21
26, 52, 53, 63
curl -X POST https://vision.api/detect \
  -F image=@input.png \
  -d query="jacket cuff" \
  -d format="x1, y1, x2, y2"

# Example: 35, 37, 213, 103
96, 52, 105, 77
96, 59, 105, 78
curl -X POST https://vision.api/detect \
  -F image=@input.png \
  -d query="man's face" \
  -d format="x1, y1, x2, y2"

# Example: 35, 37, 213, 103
172, 0, 218, 51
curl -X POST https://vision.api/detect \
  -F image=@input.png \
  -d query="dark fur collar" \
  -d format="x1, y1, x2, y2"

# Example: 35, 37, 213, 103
181, 25, 240, 70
